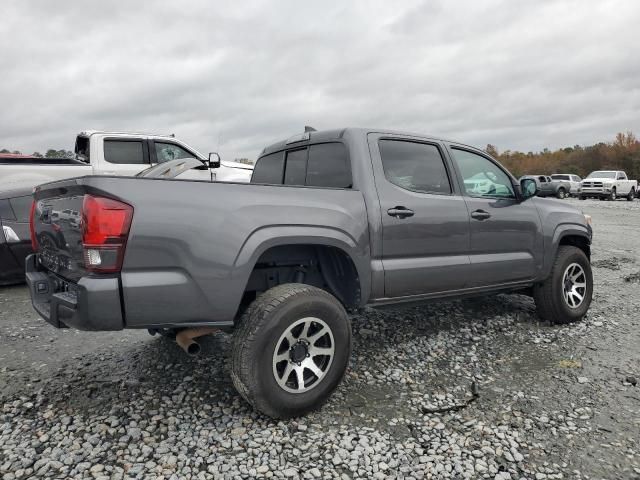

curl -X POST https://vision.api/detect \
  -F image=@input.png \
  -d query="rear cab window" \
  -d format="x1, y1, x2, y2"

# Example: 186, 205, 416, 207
74, 136, 90, 163
252, 142, 352, 188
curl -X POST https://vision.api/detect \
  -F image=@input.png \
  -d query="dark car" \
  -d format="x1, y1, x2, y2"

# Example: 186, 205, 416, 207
0, 187, 33, 285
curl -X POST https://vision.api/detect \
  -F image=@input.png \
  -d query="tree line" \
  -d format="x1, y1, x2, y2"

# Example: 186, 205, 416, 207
486, 131, 640, 180
0, 148, 74, 158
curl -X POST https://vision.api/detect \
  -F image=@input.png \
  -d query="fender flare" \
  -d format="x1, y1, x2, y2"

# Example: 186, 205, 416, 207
543, 223, 591, 278
232, 224, 371, 305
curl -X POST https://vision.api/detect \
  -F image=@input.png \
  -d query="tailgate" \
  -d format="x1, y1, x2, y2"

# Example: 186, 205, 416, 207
32, 177, 133, 282
32, 189, 86, 282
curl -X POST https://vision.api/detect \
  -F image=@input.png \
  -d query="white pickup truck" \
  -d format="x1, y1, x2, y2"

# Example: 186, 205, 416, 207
0, 131, 253, 190
579, 170, 637, 201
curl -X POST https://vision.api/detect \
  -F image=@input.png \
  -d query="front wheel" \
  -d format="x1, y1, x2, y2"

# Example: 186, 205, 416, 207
231, 283, 351, 418
609, 188, 617, 201
579, 195, 586, 200
556, 188, 566, 199
533, 246, 593, 324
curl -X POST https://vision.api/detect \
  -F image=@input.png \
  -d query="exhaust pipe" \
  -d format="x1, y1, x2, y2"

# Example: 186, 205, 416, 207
175, 327, 219, 356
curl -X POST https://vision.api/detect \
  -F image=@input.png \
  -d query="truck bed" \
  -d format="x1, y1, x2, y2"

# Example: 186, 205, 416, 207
30, 175, 369, 330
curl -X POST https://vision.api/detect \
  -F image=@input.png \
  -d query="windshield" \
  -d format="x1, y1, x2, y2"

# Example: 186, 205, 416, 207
587, 171, 616, 179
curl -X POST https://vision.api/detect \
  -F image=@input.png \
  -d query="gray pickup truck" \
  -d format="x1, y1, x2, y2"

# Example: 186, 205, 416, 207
26, 128, 594, 418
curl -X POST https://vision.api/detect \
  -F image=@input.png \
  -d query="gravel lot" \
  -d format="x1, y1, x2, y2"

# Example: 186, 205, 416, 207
1, 198, 639, 480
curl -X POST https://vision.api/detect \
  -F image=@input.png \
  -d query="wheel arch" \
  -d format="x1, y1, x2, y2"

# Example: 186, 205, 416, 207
544, 226, 591, 279
232, 226, 371, 313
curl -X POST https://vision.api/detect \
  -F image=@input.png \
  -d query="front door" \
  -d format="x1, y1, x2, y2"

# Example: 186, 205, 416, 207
448, 146, 542, 287
150, 141, 212, 181
368, 134, 472, 297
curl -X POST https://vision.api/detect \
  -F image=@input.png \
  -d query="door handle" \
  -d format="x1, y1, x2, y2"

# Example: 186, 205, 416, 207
470, 209, 491, 220
387, 206, 414, 219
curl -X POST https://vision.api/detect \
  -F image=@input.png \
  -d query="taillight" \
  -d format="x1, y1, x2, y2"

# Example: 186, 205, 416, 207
82, 195, 133, 273
29, 200, 38, 251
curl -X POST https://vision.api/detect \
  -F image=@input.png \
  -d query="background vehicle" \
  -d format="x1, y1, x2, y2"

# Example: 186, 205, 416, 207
551, 174, 582, 196
27, 128, 593, 418
0, 131, 253, 190
580, 170, 637, 201
520, 175, 571, 199
0, 187, 32, 285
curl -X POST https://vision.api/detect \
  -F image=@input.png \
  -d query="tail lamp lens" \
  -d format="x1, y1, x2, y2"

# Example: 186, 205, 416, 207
29, 200, 38, 251
82, 195, 133, 272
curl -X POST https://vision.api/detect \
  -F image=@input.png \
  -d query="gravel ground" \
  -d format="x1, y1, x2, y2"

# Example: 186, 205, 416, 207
1, 198, 639, 480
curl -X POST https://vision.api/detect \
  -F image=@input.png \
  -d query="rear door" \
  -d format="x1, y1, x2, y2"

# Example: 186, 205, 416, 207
447, 146, 542, 287
368, 134, 471, 297
98, 137, 150, 176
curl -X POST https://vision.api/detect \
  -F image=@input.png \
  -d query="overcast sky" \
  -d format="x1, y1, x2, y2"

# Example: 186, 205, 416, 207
1, 0, 639, 160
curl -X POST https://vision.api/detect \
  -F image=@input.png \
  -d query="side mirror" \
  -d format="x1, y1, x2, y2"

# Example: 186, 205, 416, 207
208, 152, 221, 169
520, 178, 539, 200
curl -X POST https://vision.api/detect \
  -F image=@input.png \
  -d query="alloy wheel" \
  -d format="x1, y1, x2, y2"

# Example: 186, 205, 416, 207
272, 317, 335, 393
562, 263, 587, 309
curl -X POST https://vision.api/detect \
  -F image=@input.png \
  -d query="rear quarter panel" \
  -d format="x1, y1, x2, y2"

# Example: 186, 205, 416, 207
78, 177, 370, 327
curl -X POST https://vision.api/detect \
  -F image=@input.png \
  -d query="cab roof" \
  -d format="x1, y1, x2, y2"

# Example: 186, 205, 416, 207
259, 127, 474, 157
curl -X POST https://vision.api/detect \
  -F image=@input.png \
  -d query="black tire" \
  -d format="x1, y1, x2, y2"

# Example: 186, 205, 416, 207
556, 188, 566, 199
609, 188, 617, 201
579, 196, 586, 200
231, 283, 351, 418
627, 189, 635, 201
533, 246, 593, 325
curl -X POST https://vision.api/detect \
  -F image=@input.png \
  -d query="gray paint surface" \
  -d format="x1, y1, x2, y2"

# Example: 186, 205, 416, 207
30, 128, 592, 330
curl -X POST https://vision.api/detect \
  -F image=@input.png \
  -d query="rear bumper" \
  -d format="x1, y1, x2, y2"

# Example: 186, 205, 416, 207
25, 254, 124, 330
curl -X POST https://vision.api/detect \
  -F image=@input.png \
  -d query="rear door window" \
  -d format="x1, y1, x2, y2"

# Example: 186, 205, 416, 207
104, 140, 146, 164
306, 143, 351, 188
251, 152, 285, 184
379, 140, 451, 194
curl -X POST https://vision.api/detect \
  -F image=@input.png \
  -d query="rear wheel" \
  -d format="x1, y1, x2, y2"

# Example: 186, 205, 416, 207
627, 188, 635, 201
231, 283, 351, 418
556, 188, 566, 199
534, 246, 593, 324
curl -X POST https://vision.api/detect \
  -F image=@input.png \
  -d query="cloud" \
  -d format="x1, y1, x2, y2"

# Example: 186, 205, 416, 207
1, 0, 639, 159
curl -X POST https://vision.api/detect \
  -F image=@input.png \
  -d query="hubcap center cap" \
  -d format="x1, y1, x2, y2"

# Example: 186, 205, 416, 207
290, 342, 308, 363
